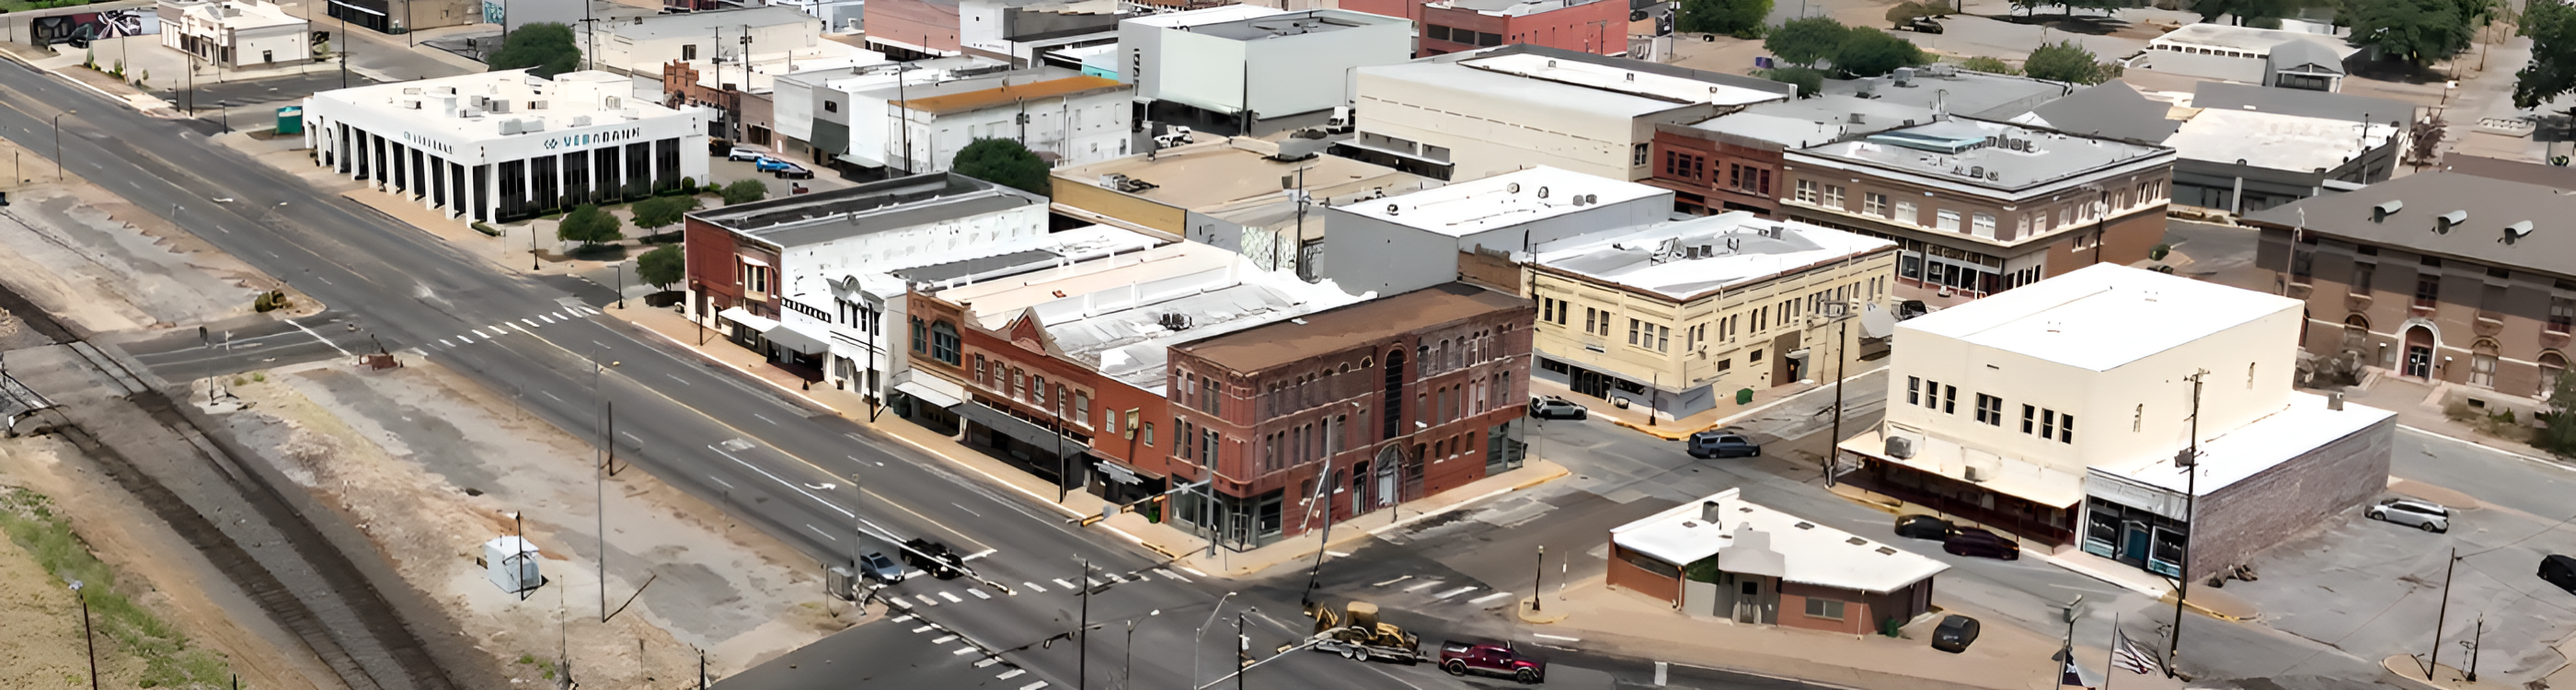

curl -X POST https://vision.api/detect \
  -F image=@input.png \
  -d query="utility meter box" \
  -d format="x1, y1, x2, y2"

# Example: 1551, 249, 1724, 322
484, 536, 542, 594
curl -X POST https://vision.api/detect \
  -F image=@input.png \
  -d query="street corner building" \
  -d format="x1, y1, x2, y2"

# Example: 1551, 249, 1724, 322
1607, 488, 1947, 634
302, 69, 711, 224
1834, 263, 2395, 582
156, 0, 311, 69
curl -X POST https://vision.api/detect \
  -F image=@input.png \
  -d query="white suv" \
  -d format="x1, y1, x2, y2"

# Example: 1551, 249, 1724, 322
2368, 498, 2451, 533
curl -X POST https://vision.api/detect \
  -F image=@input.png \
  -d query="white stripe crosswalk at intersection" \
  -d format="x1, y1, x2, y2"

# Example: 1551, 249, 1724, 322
1155, 569, 1190, 582
1023, 581, 1047, 592
1053, 579, 1075, 589
938, 591, 964, 603
540, 315, 557, 324
915, 595, 938, 607
997, 670, 1025, 680
969, 589, 991, 599
1019, 682, 1048, 690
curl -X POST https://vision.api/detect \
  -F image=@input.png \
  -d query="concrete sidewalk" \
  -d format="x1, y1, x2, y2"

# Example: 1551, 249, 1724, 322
600, 300, 1573, 580
1523, 576, 2205, 690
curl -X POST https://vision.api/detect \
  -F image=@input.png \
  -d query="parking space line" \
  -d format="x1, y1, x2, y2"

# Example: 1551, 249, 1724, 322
1373, 576, 1412, 587
912, 625, 935, 633
931, 635, 958, 644
1432, 586, 1478, 600
997, 669, 1026, 680
1404, 580, 1443, 592
1469, 591, 1515, 604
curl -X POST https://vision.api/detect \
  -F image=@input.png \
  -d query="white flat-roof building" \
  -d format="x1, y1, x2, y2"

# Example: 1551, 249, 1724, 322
1529, 211, 1895, 417
157, 0, 309, 68
583, 6, 829, 75
1606, 488, 1947, 631
1119, 6, 1412, 133
1834, 264, 2394, 581
1345, 45, 1790, 182
1317, 166, 1669, 295
844, 67, 1133, 174
304, 70, 709, 224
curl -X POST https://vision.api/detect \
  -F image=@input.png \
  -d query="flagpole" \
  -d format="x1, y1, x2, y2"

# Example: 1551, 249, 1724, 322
2105, 614, 2117, 690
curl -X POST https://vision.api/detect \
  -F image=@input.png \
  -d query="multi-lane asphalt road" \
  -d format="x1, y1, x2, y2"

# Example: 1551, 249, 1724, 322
0, 51, 1850, 690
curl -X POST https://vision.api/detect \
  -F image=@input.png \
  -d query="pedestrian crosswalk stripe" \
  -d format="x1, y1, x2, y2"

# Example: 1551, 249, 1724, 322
1019, 681, 1047, 690
913, 625, 935, 633
939, 591, 964, 603
970, 589, 991, 599
996, 669, 1025, 680
915, 595, 938, 607
974, 658, 1001, 668
1053, 579, 1075, 589
1156, 569, 1190, 582
522, 318, 540, 328
540, 315, 558, 324
951, 647, 979, 655
470, 329, 489, 339
1023, 581, 1047, 593
931, 635, 958, 644
439, 339, 454, 348
892, 615, 915, 623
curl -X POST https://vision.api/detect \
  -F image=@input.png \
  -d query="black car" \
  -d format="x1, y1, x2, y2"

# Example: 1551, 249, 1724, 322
902, 538, 964, 580
1903, 17, 1944, 33
1894, 514, 1955, 540
1943, 527, 2019, 560
1686, 430, 1761, 458
1931, 615, 1980, 653
1529, 396, 1588, 420
2542, 554, 2576, 594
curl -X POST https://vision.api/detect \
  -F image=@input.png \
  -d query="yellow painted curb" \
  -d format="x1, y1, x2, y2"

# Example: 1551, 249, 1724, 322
1608, 417, 1696, 441
1514, 597, 1570, 625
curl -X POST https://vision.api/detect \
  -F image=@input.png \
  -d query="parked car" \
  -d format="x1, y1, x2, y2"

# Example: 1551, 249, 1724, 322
772, 165, 817, 179
1686, 430, 1761, 458
1930, 615, 1981, 653
1903, 17, 1944, 33
1439, 640, 1546, 684
857, 551, 904, 583
1894, 514, 1955, 540
2367, 498, 2451, 533
725, 145, 767, 161
1943, 527, 2019, 560
2540, 554, 2576, 594
1528, 396, 1588, 420
901, 538, 964, 580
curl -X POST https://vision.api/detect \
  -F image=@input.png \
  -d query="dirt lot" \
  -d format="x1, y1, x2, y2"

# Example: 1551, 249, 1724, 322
220, 357, 846, 685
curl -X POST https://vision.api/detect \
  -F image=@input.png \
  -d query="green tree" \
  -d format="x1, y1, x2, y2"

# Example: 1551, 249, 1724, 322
2024, 40, 2115, 84
2340, 0, 2474, 66
631, 194, 701, 232
556, 204, 624, 247
1885, 0, 1932, 26
1834, 27, 1930, 77
952, 138, 1052, 196
637, 245, 684, 291
2514, 0, 2576, 109
1680, 0, 1773, 36
488, 22, 582, 78
720, 178, 770, 204
1960, 55, 2020, 75
2542, 370, 2576, 456
1765, 17, 1851, 67
1759, 66, 1828, 97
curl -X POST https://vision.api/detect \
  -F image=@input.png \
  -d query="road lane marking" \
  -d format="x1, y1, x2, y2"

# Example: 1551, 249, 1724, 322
1178, 566, 1208, 578
803, 523, 837, 541
439, 339, 453, 348
1432, 586, 1478, 600
931, 635, 958, 644
952, 502, 982, 517
315, 275, 333, 285
1018, 681, 1047, 690
1373, 576, 1412, 587
1533, 634, 1581, 642
1023, 581, 1047, 592
1326, 550, 1350, 558
974, 658, 1001, 668
952, 647, 979, 656
938, 591, 964, 603
913, 626, 936, 633
666, 374, 690, 385
542, 390, 564, 403
891, 615, 914, 623
286, 319, 355, 357
1404, 580, 1443, 592
1087, 578, 1106, 587
491, 324, 509, 333
1053, 578, 1075, 589
1469, 591, 1515, 604
540, 314, 558, 323
754, 413, 778, 425
523, 318, 540, 328
914, 595, 938, 607
997, 669, 1025, 680
618, 431, 642, 445
848, 454, 884, 467
969, 589, 991, 599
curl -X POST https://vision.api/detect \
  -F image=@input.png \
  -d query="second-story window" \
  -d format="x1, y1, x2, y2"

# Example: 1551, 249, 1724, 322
930, 321, 960, 365
1937, 209, 1961, 233
1823, 184, 1846, 209
1075, 391, 1090, 427
1974, 394, 2002, 425
1200, 375, 1221, 415
1794, 178, 1819, 204
2551, 296, 2573, 334
2415, 274, 2440, 308
1864, 192, 1887, 217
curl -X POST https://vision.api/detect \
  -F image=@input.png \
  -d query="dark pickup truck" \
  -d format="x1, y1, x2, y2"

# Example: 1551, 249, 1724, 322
1439, 640, 1546, 684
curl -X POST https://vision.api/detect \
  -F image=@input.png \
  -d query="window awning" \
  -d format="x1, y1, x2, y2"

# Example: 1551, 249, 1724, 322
717, 307, 779, 333
765, 322, 831, 355
958, 401, 1087, 451
893, 380, 962, 409
737, 255, 771, 268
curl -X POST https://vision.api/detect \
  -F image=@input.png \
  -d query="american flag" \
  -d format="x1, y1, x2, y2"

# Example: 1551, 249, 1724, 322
2112, 627, 2161, 675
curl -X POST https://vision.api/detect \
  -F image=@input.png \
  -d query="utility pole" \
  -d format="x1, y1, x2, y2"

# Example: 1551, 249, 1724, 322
1236, 608, 1251, 690
71, 580, 97, 690
2467, 614, 2485, 682
1532, 546, 1547, 612
2429, 546, 2459, 678
1298, 468, 1337, 609
1078, 558, 1092, 690
2167, 369, 2206, 678
595, 352, 607, 622
1827, 317, 1846, 487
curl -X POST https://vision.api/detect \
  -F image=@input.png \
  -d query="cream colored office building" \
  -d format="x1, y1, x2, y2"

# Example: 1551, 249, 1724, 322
1529, 211, 1896, 420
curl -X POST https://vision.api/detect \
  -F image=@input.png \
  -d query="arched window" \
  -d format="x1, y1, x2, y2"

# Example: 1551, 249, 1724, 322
2470, 339, 2500, 388
2541, 351, 2569, 397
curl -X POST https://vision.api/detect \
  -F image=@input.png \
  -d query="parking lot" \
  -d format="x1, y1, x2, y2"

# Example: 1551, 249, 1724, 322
2219, 434, 2576, 684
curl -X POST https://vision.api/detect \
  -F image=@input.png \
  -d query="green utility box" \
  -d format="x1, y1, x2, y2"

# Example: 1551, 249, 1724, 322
275, 106, 304, 134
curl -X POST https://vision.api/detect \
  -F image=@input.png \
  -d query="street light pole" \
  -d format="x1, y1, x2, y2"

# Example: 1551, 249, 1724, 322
615, 262, 627, 309
52, 110, 75, 180
1122, 610, 1160, 690
1077, 558, 1091, 690
1827, 317, 1846, 487
1192, 592, 1236, 690
2429, 546, 2459, 678
1531, 545, 1546, 613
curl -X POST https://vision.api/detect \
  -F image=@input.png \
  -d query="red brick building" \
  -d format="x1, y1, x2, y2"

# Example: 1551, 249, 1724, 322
861, 0, 962, 58
1342, 0, 1631, 56
1166, 282, 1535, 549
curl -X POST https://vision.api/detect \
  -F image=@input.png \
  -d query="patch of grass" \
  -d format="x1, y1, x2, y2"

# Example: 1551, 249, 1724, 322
0, 489, 232, 688
250, 372, 266, 383
471, 222, 502, 237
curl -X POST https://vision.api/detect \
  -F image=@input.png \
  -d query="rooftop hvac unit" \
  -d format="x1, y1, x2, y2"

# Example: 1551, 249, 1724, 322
1884, 436, 1914, 459
569, 115, 592, 127
605, 96, 622, 109
499, 120, 524, 135
1157, 313, 1194, 330
529, 100, 548, 109
489, 100, 513, 113
1961, 466, 1984, 482
403, 86, 423, 95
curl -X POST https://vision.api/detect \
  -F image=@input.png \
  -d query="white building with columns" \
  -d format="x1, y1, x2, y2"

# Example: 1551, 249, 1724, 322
302, 69, 710, 224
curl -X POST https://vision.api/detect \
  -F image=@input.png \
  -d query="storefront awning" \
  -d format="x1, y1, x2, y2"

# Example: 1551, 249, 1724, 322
1098, 458, 1165, 485
764, 322, 831, 355
958, 401, 1087, 451
717, 307, 779, 333
835, 152, 886, 168
893, 380, 962, 409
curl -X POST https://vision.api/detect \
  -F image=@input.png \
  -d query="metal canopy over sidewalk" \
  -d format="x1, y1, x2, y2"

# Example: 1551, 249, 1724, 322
957, 401, 1087, 452
764, 322, 832, 355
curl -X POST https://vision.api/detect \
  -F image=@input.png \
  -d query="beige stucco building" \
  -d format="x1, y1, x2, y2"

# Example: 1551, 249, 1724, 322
1529, 211, 1895, 419
1834, 264, 2393, 581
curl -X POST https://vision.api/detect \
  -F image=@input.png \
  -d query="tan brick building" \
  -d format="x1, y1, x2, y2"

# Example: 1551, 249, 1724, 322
1778, 118, 2176, 309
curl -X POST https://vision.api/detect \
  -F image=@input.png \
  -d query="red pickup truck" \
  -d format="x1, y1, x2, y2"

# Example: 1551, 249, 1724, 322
1439, 640, 1546, 684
